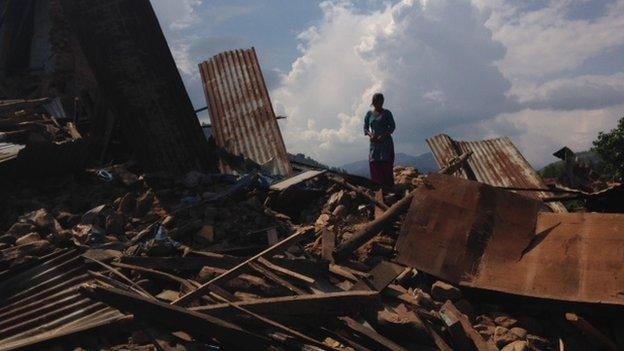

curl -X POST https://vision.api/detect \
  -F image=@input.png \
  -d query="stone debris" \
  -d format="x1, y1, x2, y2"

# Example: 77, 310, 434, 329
1, 1, 622, 350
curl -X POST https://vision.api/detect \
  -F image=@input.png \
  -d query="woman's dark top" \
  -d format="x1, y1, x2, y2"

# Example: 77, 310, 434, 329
363, 109, 396, 162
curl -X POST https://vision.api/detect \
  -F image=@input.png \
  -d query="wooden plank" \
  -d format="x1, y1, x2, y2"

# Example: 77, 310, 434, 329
211, 294, 337, 351
120, 254, 243, 270
248, 262, 307, 295
340, 316, 408, 351
565, 313, 618, 351
438, 303, 472, 350
81, 284, 268, 349
440, 301, 492, 351
334, 192, 414, 261
190, 291, 380, 317
270, 170, 325, 191
256, 257, 315, 285
351, 261, 404, 291
172, 226, 314, 306
328, 175, 389, 211
111, 262, 198, 291
266, 228, 278, 245
322, 228, 335, 261
374, 190, 386, 219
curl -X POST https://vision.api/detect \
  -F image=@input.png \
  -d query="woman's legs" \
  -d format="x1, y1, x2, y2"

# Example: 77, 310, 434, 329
370, 161, 395, 187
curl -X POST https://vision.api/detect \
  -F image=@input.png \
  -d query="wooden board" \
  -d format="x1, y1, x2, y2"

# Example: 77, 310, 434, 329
396, 174, 624, 305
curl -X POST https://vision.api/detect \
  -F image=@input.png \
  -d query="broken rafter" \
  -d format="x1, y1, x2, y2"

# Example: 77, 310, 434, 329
172, 226, 314, 306
81, 283, 269, 349
190, 290, 379, 317
333, 192, 414, 261
328, 175, 389, 211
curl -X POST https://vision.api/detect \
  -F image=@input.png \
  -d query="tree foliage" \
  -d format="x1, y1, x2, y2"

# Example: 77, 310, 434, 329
593, 117, 624, 180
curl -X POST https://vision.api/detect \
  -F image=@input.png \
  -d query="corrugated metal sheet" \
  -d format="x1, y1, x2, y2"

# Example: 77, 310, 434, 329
199, 48, 292, 176
396, 174, 624, 305
427, 134, 567, 212
0, 249, 127, 351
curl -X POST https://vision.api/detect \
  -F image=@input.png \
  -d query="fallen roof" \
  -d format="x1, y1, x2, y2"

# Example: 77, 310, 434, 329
0, 249, 127, 351
199, 48, 292, 177
395, 173, 624, 305
427, 134, 567, 212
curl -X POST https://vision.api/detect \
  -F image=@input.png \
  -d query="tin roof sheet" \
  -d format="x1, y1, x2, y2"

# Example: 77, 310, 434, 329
0, 249, 126, 351
199, 48, 292, 176
396, 174, 624, 305
427, 134, 567, 212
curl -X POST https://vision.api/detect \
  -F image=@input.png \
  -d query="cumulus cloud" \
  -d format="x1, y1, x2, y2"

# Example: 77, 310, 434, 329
478, 0, 624, 80
151, 0, 202, 30
272, 0, 511, 166
449, 104, 624, 167
515, 73, 624, 111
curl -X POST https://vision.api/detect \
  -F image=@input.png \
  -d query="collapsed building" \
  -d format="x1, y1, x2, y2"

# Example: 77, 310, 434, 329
1, 1, 624, 351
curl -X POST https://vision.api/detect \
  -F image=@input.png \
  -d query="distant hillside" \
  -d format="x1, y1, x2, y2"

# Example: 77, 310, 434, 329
288, 153, 345, 172
340, 152, 438, 178
539, 150, 604, 179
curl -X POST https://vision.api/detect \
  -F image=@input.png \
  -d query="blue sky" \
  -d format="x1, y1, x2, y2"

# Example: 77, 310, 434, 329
151, 0, 624, 168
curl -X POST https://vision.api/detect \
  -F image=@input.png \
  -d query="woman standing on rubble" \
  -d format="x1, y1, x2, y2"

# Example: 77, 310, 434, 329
364, 93, 395, 187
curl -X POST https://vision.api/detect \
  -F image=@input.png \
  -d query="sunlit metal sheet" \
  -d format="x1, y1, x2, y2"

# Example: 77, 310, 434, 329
199, 48, 292, 176
427, 134, 567, 212
0, 249, 126, 351
396, 174, 624, 305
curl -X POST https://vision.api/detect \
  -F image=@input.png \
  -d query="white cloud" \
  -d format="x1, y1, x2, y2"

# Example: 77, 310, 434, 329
450, 104, 624, 167
272, 0, 511, 166
151, 0, 202, 30
514, 72, 624, 111
478, 0, 624, 80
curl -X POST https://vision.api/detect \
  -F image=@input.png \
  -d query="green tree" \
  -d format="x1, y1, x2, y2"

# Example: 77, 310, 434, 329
593, 117, 624, 180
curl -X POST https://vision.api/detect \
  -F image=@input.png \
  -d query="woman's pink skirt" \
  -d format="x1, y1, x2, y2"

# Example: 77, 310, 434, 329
369, 161, 394, 187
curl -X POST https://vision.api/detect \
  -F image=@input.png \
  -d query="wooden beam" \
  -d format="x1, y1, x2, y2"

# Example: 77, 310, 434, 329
350, 261, 404, 292
439, 301, 492, 351
248, 262, 307, 295
328, 175, 389, 211
270, 170, 326, 191
340, 316, 408, 351
374, 190, 386, 219
119, 254, 242, 271
111, 262, 198, 292
208, 293, 338, 351
438, 151, 472, 175
322, 228, 336, 261
172, 226, 314, 306
256, 257, 315, 285
82, 284, 268, 349
333, 192, 414, 261
190, 291, 380, 317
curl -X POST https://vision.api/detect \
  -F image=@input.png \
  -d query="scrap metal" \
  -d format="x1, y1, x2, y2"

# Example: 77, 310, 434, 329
396, 173, 624, 305
0, 249, 127, 351
199, 48, 292, 176
427, 134, 567, 212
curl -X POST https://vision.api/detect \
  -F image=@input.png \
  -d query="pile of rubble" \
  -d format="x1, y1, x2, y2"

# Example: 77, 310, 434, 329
2, 1, 623, 350
3, 155, 623, 351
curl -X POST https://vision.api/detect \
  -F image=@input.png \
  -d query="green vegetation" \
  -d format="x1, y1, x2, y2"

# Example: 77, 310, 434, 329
593, 117, 624, 180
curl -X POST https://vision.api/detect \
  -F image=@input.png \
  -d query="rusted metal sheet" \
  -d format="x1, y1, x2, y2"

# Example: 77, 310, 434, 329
427, 134, 567, 212
199, 48, 292, 176
395, 174, 624, 305
0, 249, 127, 351
60, 0, 214, 174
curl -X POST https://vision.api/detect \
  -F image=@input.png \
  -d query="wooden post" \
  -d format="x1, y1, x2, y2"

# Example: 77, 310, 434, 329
333, 191, 414, 261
